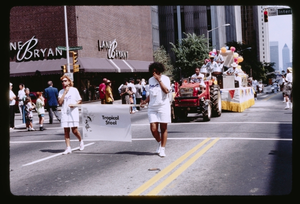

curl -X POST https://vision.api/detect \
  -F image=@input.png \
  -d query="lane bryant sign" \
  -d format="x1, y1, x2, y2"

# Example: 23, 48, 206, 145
10, 36, 63, 61
98, 39, 128, 60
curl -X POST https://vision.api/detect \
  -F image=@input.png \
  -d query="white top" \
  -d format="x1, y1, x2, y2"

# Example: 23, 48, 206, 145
10, 90, 16, 106
148, 75, 171, 110
191, 73, 205, 86
58, 87, 82, 124
285, 73, 293, 83
127, 82, 136, 94
18, 89, 25, 105
36, 98, 45, 115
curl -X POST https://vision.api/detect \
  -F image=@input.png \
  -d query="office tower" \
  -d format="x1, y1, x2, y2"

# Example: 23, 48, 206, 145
282, 43, 290, 72
270, 41, 279, 71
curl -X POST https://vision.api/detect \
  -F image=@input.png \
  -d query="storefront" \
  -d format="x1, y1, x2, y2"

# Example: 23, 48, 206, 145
10, 6, 154, 100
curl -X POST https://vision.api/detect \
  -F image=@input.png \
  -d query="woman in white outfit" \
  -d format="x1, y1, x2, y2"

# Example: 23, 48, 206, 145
58, 75, 84, 154
283, 67, 293, 109
140, 62, 171, 157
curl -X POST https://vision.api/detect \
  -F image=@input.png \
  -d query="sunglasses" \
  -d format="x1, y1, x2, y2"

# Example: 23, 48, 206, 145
62, 79, 68, 83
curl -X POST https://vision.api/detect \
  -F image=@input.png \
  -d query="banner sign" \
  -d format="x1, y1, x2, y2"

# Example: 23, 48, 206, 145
82, 104, 132, 142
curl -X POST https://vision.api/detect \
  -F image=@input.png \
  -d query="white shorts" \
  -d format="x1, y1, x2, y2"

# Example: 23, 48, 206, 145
148, 106, 171, 123
61, 121, 79, 128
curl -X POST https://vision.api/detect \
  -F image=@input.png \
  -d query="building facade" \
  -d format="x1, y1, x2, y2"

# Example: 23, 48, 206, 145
158, 5, 243, 63
10, 6, 155, 100
282, 43, 291, 72
270, 41, 279, 71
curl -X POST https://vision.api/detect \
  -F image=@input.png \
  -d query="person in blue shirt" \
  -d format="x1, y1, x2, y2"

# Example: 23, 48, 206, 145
44, 81, 60, 124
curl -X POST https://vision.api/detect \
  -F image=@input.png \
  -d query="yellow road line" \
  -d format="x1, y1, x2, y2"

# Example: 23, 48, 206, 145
128, 138, 211, 196
262, 92, 280, 101
147, 138, 220, 195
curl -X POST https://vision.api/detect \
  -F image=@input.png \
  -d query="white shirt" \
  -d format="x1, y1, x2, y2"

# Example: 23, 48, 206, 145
18, 88, 25, 105
58, 87, 82, 123
10, 90, 16, 106
148, 75, 171, 110
127, 82, 136, 94
36, 98, 45, 115
285, 73, 293, 83
191, 73, 205, 86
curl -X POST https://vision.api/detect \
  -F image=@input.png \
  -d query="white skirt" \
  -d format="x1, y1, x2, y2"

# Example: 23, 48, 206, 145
61, 121, 79, 128
148, 105, 171, 123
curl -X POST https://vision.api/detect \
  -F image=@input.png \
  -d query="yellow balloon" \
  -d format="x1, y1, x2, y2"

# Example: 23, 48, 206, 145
233, 52, 238, 58
237, 57, 244, 63
221, 47, 227, 53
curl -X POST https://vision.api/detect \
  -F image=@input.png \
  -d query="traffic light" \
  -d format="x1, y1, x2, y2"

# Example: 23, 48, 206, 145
70, 51, 80, 73
70, 51, 78, 65
61, 64, 67, 73
264, 10, 268, 22
73, 64, 80, 73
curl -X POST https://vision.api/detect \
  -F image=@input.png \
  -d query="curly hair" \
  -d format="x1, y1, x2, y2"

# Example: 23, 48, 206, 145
60, 74, 74, 87
148, 62, 165, 74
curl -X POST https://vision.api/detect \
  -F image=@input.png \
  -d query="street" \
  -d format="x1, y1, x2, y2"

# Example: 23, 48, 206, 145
9, 92, 292, 196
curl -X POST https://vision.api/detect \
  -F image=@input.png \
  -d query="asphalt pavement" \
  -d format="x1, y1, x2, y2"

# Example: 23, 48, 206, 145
8, 92, 293, 198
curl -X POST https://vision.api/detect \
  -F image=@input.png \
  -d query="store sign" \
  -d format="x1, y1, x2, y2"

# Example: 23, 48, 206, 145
98, 39, 128, 60
10, 36, 63, 61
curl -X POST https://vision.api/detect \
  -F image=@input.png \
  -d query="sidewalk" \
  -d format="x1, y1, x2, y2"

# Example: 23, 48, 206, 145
12, 99, 123, 130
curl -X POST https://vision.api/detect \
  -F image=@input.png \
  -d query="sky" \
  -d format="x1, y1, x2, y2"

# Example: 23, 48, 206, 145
268, 6, 293, 70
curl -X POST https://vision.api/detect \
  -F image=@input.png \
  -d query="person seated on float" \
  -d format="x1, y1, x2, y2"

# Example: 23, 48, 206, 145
214, 50, 224, 69
223, 62, 243, 87
190, 67, 206, 92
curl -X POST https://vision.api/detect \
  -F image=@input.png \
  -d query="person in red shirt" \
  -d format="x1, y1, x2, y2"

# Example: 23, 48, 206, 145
99, 78, 107, 104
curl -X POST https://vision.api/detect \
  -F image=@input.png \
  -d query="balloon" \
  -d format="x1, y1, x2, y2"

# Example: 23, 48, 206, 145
233, 52, 238, 58
226, 46, 229, 50
221, 47, 227, 53
234, 58, 238, 63
237, 57, 244, 63
230, 46, 236, 52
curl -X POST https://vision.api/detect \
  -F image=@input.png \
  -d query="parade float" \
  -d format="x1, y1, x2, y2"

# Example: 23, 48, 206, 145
172, 46, 255, 122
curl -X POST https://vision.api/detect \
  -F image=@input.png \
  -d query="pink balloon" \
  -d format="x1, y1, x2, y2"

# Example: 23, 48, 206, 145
230, 46, 236, 52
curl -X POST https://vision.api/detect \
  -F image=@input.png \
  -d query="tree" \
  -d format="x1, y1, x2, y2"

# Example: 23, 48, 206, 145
153, 46, 174, 78
170, 33, 209, 81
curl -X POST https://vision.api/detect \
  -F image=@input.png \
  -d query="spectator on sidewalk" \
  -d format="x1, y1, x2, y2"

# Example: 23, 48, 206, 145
9, 83, 16, 130
36, 92, 46, 131
128, 78, 137, 113
99, 78, 107, 104
105, 80, 114, 104
24, 96, 35, 131
135, 79, 143, 110
44, 81, 60, 124
18, 83, 26, 123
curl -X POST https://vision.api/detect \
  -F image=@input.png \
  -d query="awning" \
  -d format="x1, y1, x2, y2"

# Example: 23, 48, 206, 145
126, 59, 152, 72
10, 57, 152, 77
78, 57, 117, 72
10, 58, 69, 77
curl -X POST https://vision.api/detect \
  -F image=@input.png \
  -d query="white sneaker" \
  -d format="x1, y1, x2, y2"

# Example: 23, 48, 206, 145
62, 146, 72, 155
156, 142, 161, 154
79, 141, 84, 151
159, 147, 166, 157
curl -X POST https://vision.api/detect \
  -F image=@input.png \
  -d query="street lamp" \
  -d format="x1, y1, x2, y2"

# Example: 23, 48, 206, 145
207, 23, 230, 48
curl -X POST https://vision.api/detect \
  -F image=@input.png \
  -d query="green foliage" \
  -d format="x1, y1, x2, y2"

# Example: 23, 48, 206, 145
170, 33, 209, 80
153, 46, 174, 78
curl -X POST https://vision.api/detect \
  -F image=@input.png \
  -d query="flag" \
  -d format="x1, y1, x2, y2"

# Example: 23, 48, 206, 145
82, 104, 132, 142
229, 90, 235, 99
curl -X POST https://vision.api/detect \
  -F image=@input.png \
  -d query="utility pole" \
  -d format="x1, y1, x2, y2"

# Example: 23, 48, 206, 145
64, 6, 70, 73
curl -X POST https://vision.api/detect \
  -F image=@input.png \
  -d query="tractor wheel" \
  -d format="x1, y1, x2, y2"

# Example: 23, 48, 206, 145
202, 100, 211, 121
210, 84, 222, 117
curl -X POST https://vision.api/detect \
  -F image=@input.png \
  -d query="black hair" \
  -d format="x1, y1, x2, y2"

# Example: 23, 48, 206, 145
149, 62, 165, 74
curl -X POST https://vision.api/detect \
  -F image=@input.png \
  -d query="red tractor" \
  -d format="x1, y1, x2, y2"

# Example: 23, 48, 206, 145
171, 79, 222, 122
